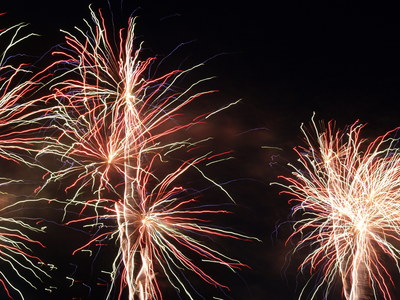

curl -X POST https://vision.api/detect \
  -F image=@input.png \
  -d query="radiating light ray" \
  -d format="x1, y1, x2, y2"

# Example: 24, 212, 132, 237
115, 154, 251, 299
276, 116, 400, 300
0, 177, 52, 299
64, 153, 253, 300
0, 18, 52, 299
39, 7, 215, 201
39, 7, 252, 299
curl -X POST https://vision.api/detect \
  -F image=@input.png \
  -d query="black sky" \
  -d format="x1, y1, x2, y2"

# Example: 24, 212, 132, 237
0, 1, 400, 299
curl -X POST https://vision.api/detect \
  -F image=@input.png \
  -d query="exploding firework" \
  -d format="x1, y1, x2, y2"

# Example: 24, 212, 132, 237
276, 117, 400, 300
66, 152, 252, 299
0, 21, 52, 165
0, 19, 52, 299
40, 8, 217, 201
39, 7, 253, 299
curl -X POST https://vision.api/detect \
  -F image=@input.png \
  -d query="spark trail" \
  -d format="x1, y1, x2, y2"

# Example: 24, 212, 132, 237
40, 7, 253, 299
276, 118, 400, 300
0, 19, 52, 299
0, 179, 50, 299
66, 152, 252, 299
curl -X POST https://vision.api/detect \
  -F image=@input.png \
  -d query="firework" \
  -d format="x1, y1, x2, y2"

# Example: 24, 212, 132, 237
66, 152, 251, 299
40, 7, 252, 299
0, 22, 53, 165
276, 117, 400, 300
0, 178, 51, 299
0, 20, 53, 298
40, 8, 216, 200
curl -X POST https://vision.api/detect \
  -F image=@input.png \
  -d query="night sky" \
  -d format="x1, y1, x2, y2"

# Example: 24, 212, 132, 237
1, 1, 400, 299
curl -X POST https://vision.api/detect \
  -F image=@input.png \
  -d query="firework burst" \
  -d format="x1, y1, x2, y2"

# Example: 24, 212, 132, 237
0, 19, 52, 299
39, 7, 253, 299
66, 152, 252, 299
0, 21, 52, 165
277, 117, 400, 300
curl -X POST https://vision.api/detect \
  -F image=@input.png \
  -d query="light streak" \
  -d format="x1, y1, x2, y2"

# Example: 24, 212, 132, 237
40, 7, 253, 299
0, 179, 50, 300
0, 19, 51, 299
276, 117, 400, 300
0, 22, 51, 165
67, 154, 252, 299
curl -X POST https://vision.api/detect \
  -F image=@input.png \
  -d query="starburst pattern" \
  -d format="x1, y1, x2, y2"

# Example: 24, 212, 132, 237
277, 118, 400, 300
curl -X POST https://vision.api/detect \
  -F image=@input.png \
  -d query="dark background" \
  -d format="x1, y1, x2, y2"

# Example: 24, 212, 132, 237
1, 0, 400, 299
